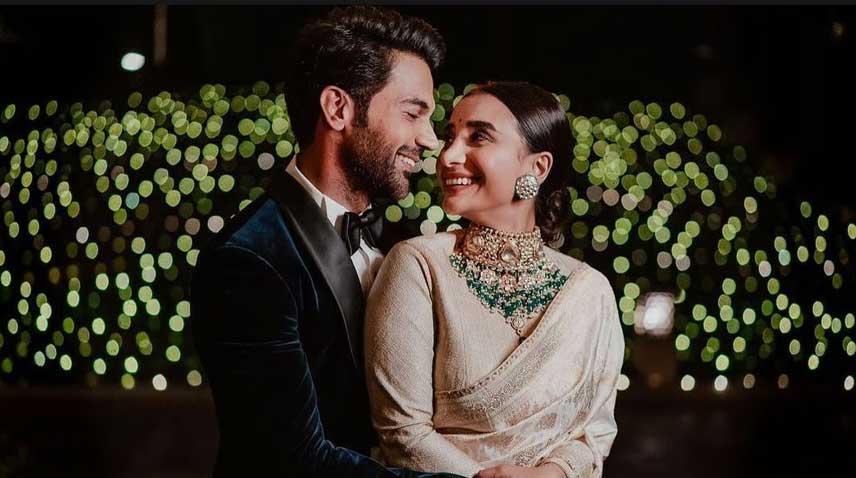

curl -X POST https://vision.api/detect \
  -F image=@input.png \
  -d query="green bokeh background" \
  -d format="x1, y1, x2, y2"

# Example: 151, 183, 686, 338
1, 81, 854, 392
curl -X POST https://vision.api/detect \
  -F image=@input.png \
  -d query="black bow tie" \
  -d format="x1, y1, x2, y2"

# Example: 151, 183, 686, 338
341, 208, 383, 256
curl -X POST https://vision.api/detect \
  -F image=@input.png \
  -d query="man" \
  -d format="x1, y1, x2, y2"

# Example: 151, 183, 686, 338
190, 6, 459, 477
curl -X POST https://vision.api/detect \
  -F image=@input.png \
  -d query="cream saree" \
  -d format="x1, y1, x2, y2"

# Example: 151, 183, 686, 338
365, 233, 624, 478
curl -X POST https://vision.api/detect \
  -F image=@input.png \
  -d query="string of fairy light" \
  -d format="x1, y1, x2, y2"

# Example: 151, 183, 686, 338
0, 82, 853, 392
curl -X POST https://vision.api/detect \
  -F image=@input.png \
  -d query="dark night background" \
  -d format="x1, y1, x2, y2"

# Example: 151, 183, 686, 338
1, 5, 855, 478
2, 6, 855, 208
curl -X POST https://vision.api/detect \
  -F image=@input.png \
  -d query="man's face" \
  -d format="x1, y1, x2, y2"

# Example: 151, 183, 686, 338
343, 51, 439, 201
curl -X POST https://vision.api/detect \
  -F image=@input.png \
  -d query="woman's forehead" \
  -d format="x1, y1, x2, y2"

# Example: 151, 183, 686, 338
449, 94, 516, 129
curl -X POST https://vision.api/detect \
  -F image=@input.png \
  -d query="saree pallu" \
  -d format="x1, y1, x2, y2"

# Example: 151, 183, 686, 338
365, 234, 625, 478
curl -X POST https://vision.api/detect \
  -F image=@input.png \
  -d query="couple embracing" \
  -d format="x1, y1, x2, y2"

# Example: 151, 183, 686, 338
190, 6, 624, 478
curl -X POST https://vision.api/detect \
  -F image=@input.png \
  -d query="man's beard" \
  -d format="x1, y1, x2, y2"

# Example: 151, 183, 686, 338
342, 124, 413, 201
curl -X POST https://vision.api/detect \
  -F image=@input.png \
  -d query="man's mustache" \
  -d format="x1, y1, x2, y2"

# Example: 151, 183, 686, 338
397, 147, 423, 160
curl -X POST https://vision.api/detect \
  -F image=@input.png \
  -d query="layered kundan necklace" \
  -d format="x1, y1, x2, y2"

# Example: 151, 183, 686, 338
450, 223, 568, 341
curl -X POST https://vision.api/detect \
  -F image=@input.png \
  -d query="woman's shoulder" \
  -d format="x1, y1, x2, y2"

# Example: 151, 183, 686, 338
388, 230, 463, 260
373, 232, 462, 292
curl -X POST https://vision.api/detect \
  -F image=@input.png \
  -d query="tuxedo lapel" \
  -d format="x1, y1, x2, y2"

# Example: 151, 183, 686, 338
266, 168, 364, 372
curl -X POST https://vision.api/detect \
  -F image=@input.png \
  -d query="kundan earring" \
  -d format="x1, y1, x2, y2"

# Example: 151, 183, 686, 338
514, 174, 539, 200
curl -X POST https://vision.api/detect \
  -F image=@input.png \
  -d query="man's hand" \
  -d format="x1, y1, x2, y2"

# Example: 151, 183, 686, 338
474, 463, 565, 478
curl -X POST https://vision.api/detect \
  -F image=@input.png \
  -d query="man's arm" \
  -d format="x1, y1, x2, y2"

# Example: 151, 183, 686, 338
190, 245, 456, 477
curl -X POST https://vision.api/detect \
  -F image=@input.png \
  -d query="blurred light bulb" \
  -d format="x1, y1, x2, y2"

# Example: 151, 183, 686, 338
121, 52, 146, 72
633, 292, 675, 337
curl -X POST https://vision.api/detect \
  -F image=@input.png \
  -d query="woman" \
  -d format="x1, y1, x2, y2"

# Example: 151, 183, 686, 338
364, 82, 624, 478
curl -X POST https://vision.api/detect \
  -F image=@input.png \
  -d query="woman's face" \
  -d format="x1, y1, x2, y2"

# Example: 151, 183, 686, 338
438, 93, 551, 228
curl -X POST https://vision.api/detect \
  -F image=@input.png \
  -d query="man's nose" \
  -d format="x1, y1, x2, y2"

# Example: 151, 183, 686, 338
416, 120, 440, 152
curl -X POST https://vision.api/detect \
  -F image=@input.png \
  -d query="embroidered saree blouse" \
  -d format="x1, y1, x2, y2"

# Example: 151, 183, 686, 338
364, 232, 624, 478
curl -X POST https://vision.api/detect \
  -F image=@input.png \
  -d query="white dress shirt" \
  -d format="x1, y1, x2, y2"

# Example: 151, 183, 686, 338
285, 157, 385, 295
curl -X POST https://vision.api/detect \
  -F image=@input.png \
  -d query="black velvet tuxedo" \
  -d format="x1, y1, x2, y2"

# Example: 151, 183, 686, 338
190, 166, 458, 477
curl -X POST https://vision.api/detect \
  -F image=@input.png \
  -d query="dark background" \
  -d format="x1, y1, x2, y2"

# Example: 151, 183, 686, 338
1, 6, 855, 208
1, 5, 855, 478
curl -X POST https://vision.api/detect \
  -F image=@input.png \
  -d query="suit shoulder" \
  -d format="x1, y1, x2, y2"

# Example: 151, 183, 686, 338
193, 196, 306, 291
199, 196, 285, 256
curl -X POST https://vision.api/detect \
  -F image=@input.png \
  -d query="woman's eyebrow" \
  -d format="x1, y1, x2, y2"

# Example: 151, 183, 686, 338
445, 119, 499, 137
466, 120, 499, 134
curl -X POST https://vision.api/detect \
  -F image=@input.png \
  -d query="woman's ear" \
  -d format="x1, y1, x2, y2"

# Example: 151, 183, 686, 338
531, 151, 553, 184
318, 86, 355, 133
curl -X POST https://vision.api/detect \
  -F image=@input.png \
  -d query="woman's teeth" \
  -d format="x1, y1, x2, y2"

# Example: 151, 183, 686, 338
445, 177, 474, 186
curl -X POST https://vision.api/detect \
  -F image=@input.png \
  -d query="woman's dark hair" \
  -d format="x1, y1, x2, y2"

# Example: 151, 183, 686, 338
284, 6, 446, 148
465, 81, 573, 244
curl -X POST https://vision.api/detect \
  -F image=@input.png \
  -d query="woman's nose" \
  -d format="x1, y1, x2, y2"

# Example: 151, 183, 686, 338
439, 142, 465, 167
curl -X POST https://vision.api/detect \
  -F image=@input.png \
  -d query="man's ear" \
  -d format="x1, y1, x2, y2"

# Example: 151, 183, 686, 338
531, 151, 553, 184
318, 86, 355, 132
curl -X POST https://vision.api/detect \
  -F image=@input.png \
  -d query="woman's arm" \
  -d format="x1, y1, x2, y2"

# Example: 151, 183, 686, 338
536, 281, 625, 478
365, 243, 483, 478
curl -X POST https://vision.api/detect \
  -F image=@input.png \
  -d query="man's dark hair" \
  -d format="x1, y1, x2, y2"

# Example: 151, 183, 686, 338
284, 6, 446, 148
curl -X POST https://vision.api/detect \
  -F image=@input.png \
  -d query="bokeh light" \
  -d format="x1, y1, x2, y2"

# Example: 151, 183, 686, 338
0, 82, 853, 392
120, 52, 146, 72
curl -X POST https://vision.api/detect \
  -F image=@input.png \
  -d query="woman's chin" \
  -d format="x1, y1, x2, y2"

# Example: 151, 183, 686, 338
441, 196, 468, 217
440, 201, 460, 216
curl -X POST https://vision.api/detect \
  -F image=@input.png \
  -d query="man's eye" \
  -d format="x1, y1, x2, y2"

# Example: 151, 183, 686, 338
406, 112, 419, 119
471, 131, 489, 142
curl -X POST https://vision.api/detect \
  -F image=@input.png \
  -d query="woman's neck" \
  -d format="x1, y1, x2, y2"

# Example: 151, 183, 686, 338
466, 206, 537, 235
